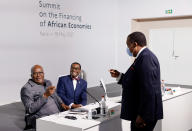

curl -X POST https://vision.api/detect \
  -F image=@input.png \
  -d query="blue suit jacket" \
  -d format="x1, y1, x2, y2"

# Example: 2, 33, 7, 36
56, 75, 87, 106
119, 48, 163, 123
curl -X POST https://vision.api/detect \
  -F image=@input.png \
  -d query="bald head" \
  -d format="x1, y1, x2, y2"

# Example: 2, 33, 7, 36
31, 65, 43, 74
31, 65, 44, 85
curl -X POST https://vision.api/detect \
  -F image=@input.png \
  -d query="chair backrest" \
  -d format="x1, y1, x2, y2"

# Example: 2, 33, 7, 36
86, 82, 122, 104
87, 86, 105, 104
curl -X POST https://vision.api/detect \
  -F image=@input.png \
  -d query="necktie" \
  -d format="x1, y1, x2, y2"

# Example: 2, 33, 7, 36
73, 77, 80, 81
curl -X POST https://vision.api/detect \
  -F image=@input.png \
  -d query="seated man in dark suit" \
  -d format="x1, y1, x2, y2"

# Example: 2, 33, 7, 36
21, 65, 69, 130
57, 62, 87, 109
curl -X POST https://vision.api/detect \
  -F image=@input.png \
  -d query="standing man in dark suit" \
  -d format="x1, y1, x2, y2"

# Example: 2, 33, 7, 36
110, 32, 163, 131
57, 62, 87, 109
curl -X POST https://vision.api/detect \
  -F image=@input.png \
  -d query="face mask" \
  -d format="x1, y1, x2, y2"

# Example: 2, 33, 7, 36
126, 48, 133, 56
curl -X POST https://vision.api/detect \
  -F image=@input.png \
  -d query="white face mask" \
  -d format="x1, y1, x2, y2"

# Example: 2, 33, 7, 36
126, 48, 133, 57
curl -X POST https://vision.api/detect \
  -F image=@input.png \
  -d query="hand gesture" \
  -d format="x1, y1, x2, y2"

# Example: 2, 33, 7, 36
43, 86, 56, 98
109, 69, 120, 78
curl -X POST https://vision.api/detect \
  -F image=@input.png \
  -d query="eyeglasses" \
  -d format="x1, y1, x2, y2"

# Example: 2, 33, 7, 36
71, 67, 80, 70
33, 72, 44, 76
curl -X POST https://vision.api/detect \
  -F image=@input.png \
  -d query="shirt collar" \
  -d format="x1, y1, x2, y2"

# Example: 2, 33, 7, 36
28, 79, 46, 87
71, 76, 80, 81
135, 46, 147, 59
28, 79, 38, 87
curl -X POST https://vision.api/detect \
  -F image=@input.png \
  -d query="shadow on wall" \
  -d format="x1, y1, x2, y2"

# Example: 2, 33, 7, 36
0, 102, 25, 131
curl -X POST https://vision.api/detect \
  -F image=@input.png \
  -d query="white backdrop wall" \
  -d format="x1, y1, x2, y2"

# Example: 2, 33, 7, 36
1, 0, 192, 105
116, 0, 192, 74
149, 28, 192, 85
0, 0, 118, 105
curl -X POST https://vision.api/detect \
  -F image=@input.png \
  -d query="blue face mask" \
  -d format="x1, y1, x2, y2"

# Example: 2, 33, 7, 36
126, 48, 133, 56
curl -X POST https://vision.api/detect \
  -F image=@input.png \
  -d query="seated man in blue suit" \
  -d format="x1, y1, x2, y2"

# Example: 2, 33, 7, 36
57, 62, 87, 109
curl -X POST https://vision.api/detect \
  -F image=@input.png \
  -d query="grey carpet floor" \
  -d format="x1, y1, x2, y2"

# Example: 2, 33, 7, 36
0, 102, 25, 131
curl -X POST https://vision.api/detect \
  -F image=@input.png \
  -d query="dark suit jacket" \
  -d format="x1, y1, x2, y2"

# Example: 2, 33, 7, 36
56, 75, 87, 106
119, 48, 163, 123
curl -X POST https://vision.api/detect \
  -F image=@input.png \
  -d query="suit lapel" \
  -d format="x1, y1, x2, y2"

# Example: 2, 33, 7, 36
68, 76, 75, 93
75, 80, 80, 92
126, 48, 148, 75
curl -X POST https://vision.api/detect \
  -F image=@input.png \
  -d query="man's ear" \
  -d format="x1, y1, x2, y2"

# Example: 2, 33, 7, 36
134, 42, 138, 47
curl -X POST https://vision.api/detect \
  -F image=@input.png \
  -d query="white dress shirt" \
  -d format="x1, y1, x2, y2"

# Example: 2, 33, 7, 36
69, 77, 78, 108
72, 79, 77, 91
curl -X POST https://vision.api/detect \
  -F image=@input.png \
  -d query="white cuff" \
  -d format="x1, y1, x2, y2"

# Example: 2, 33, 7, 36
116, 73, 122, 82
69, 103, 74, 109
